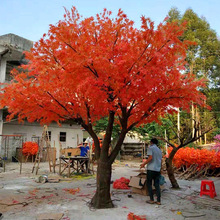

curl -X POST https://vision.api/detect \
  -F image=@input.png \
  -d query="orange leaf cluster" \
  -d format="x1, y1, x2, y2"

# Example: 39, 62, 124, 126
168, 147, 220, 169
113, 177, 130, 189
22, 142, 39, 156
127, 212, 147, 220
63, 188, 80, 195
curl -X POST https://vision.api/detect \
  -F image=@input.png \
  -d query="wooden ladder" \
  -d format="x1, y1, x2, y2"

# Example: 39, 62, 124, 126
32, 125, 52, 175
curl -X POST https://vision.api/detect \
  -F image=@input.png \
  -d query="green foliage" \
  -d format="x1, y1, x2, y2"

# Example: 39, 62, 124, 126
204, 88, 220, 127
186, 142, 199, 149
168, 8, 220, 86
211, 128, 220, 139
93, 117, 121, 140
167, 7, 181, 23
132, 115, 177, 146
93, 116, 174, 146
167, 7, 220, 144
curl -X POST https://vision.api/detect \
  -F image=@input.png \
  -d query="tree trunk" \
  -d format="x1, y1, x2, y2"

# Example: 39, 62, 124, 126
165, 148, 180, 188
90, 160, 114, 209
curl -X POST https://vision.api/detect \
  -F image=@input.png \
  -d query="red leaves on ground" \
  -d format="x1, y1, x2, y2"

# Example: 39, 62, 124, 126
12, 200, 19, 204
127, 212, 147, 220
113, 177, 130, 189
22, 142, 39, 156
63, 188, 80, 195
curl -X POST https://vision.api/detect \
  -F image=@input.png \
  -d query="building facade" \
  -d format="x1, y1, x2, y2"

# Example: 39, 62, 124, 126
0, 34, 83, 160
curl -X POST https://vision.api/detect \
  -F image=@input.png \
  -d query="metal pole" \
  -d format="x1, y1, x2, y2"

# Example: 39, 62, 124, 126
165, 130, 168, 157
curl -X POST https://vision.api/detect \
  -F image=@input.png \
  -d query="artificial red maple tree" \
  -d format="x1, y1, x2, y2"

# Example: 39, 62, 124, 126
0, 7, 206, 208
22, 141, 39, 156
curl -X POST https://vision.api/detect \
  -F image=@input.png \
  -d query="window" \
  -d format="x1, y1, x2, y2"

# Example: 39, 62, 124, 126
6, 61, 20, 82
60, 132, 66, 142
48, 131, 51, 141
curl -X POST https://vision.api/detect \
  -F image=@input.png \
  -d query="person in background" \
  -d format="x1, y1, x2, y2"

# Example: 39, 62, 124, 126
79, 142, 90, 157
78, 141, 90, 172
140, 138, 162, 205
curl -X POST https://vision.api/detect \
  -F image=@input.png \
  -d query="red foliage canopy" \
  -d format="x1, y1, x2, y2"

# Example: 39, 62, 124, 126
0, 7, 206, 138
22, 141, 39, 156
168, 147, 220, 169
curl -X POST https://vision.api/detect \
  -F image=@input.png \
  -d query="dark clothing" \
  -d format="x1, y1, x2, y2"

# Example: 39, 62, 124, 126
147, 170, 161, 202
80, 159, 89, 172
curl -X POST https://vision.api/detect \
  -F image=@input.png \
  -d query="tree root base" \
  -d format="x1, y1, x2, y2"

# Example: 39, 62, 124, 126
89, 198, 114, 209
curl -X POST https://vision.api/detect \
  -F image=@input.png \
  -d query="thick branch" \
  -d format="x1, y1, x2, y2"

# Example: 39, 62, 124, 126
127, 100, 136, 116
109, 128, 127, 164
77, 116, 101, 159
101, 111, 115, 161
85, 101, 92, 127
83, 102, 101, 159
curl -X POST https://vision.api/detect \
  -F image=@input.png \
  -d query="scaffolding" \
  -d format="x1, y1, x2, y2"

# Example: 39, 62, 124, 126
0, 134, 24, 172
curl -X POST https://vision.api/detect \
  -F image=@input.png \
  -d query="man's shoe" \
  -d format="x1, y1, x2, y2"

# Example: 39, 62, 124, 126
146, 200, 155, 204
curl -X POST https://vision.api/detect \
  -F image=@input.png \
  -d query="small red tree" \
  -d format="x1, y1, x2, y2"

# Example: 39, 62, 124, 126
0, 7, 206, 208
22, 141, 39, 156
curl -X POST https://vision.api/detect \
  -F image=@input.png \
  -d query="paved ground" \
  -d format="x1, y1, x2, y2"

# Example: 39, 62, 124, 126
0, 161, 220, 220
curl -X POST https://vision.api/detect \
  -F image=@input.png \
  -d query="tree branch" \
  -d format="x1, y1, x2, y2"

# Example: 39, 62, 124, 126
83, 64, 99, 77
77, 116, 101, 159
109, 128, 127, 164
157, 136, 177, 149
63, 41, 79, 54
101, 111, 115, 161
180, 127, 213, 148
47, 92, 70, 114
53, 55, 66, 71
167, 114, 181, 141
128, 43, 150, 74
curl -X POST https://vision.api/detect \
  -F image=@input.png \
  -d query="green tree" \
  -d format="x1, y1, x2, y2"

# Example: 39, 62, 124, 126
168, 8, 220, 85
168, 8, 220, 144
93, 117, 120, 140
205, 88, 220, 128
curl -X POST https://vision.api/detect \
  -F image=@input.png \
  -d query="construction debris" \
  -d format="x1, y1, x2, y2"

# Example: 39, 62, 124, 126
177, 164, 220, 180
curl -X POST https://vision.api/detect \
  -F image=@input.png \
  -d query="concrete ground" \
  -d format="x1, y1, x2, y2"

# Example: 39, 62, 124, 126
0, 161, 220, 220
